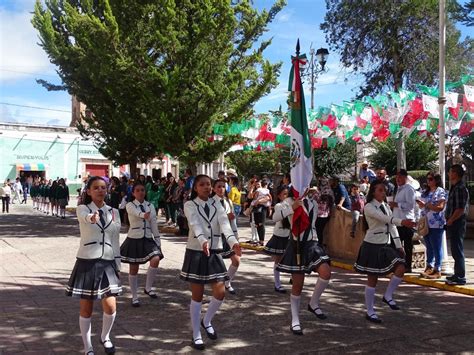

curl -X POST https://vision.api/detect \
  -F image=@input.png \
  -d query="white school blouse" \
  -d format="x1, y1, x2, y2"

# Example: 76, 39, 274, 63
271, 201, 292, 237
281, 197, 319, 242
125, 200, 160, 245
363, 200, 403, 248
184, 197, 238, 251
76, 202, 121, 269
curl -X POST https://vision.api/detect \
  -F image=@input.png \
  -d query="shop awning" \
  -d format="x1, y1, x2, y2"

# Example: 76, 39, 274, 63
16, 163, 46, 171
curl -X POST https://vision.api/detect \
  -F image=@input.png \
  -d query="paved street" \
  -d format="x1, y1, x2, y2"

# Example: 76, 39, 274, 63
1, 202, 474, 354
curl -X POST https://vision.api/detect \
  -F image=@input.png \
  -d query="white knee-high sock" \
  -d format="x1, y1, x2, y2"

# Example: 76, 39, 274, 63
79, 316, 93, 354
101, 312, 116, 344
290, 294, 301, 327
365, 286, 376, 315
274, 263, 281, 288
227, 264, 238, 281
145, 266, 158, 292
384, 275, 402, 301
309, 278, 329, 311
190, 300, 203, 344
129, 274, 138, 300
203, 297, 223, 332
225, 264, 238, 287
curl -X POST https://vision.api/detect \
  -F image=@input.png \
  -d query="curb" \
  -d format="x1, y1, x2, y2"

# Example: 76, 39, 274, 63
240, 244, 474, 297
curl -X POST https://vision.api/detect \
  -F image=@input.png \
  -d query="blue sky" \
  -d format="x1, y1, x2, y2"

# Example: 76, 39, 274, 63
0, 0, 472, 127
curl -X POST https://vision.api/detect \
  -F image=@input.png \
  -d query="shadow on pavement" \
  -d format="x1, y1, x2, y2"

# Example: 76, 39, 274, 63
2, 261, 474, 353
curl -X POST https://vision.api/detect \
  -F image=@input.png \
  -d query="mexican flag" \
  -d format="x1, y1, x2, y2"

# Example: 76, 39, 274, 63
289, 50, 312, 240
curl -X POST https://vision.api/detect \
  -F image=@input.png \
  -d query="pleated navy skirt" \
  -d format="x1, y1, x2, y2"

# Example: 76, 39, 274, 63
180, 249, 229, 284
354, 241, 405, 275
65, 258, 122, 300
264, 235, 290, 255
221, 235, 235, 259
277, 239, 330, 274
120, 237, 164, 264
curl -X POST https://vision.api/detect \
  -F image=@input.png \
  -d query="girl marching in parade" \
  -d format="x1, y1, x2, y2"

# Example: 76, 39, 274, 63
180, 175, 241, 350
264, 185, 291, 293
212, 179, 241, 295
277, 187, 331, 335
354, 181, 416, 323
65, 176, 122, 355
120, 182, 163, 307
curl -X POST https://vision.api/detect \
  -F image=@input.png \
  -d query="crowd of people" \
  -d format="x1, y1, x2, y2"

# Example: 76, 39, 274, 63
0, 175, 70, 218
62, 162, 469, 354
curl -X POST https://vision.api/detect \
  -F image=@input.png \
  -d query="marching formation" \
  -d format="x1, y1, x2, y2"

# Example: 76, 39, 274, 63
61, 165, 465, 355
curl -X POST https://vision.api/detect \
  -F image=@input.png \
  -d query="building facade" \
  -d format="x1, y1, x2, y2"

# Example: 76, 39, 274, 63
0, 122, 179, 189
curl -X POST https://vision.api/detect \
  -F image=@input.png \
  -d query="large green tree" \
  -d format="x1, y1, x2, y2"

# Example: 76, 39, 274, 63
32, 0, 285, 177
225, 147, 290, 180
369, 135, 439, 176
321, 0, 472, 97
313, 142, 357, 178
321, 0, 473, 171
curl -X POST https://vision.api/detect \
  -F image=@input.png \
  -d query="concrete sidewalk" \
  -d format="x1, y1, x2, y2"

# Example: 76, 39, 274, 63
1, 202, 474, 353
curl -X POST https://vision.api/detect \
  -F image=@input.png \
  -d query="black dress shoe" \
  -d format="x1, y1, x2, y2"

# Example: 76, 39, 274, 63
274, 286, 287, 294
191, 338, 205, 350
131, 299, 140, 307
307, 304, 327, 319
382, 297, 400, 310
144, 289, 158, 299
101, 340, 115, 354
365, 314, 382, 324
290, 324, 303, 335
201, 320, 217, 340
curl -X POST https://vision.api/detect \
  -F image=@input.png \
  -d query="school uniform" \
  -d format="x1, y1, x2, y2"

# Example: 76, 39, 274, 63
212, 195, 238, 259
354, 200, 405, 275
264, 201, 291, 255
180, 197, 238, 284
66, 202, 122, 300
277, 197, 330, 274
120, 200, 164, 264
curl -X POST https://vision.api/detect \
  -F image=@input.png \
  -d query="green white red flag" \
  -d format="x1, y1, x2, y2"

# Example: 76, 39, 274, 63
289, 48, 312, 238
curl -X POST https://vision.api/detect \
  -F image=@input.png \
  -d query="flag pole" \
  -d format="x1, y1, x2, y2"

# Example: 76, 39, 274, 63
295, 39, 302, 267
438, 0, 452, 275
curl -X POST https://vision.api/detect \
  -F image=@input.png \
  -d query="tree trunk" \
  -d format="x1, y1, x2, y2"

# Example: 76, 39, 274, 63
128, 158, 139, 179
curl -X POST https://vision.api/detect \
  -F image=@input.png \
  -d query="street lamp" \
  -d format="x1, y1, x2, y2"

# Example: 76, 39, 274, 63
300, 45, 329, 109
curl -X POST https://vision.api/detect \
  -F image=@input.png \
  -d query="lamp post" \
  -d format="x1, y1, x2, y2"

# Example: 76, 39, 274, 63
300, 45, 329, 109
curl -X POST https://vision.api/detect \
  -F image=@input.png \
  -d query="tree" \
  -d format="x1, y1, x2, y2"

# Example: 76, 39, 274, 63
321, 0, 473, 170
369, 136, 439, 176
225, 147, 290, 180
32, 0, 285, 177
313, 142, 357, 178
321, 0, 471, 97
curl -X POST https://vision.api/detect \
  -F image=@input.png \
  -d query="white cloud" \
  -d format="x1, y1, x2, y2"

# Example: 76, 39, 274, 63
0, 3, 57, 82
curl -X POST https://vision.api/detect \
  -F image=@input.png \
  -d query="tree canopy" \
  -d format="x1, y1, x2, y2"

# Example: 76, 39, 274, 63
32, 0, 285, 175
369, 135, 438, 176
225, 147, 290, 180
313, 142, 356, 178
321, 0, 473, 97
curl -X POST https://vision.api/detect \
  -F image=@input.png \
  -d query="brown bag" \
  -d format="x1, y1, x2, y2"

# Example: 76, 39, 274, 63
417, 215, 429, 237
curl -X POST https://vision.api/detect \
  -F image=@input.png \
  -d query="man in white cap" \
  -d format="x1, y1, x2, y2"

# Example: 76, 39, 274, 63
359, 161, 376, 183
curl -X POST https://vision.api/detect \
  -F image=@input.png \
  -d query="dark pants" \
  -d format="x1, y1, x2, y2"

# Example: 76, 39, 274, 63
447, 217, 466, 279
253, 206, 267, 242
397, 226, 414, 271
315, 216, 329, 247
2, 196, 10, 213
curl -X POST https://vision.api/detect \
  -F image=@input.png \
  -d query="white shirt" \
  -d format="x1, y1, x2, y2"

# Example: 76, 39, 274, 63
393, 183, 416, 220
2, 185, 11, 196
125, 200, 161, 243
76, 202, 122, 269
283, 197, 319, 242
184, 197, 238, 251
212, 195, 238, 237
271, 201, 293, 237
364, 200, 402, 248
